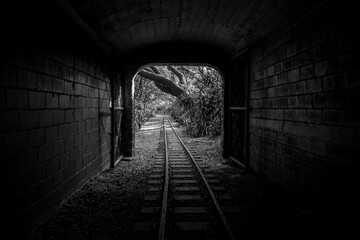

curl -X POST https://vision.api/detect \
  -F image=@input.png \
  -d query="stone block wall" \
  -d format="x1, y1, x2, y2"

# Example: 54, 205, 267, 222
0, 48, 112, 237
248, 2, 359, 204
0, 1, 114, 238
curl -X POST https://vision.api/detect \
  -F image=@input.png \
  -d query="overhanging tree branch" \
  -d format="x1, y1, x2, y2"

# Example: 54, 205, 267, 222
137, 69, 187, 97
150, 66, 160, 74
168, 66, 185, 85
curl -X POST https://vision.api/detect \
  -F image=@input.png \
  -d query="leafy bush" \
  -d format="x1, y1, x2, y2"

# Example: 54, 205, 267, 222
170, 67, 222, 137
134, 102, 154, 130
134, 74, 175, 130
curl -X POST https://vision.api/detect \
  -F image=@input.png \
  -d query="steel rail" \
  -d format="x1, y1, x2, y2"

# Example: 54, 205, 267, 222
158, 118, 169, 240
168, 120, 236, 240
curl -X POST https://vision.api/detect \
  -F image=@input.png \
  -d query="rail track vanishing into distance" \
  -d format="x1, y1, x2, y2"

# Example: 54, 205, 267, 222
134, 116, 240, 240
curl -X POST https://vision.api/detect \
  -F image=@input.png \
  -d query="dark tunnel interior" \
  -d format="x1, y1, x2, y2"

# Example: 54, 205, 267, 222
0, 0, 359, 239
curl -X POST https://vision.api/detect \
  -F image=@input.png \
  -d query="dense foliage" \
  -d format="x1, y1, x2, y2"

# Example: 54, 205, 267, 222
134, 65, 223, 137
169, 66, 223, 137
134, 74, 175, 130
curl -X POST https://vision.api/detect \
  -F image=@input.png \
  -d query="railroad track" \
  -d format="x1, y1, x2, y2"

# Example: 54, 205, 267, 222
134, 116, 239, 240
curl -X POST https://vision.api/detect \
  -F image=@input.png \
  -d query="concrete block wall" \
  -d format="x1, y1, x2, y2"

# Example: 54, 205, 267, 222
248, 2, 359, 205
0, 48, 112, 237
0, 1, 114, 238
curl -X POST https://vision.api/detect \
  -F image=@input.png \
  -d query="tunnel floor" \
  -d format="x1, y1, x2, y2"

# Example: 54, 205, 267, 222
30, 115, 321, 240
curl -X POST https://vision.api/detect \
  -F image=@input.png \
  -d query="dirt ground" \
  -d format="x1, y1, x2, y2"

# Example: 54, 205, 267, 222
30, 115, 329, 240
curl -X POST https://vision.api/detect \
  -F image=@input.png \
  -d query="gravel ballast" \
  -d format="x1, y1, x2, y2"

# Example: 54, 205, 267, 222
31, 115, 317, 240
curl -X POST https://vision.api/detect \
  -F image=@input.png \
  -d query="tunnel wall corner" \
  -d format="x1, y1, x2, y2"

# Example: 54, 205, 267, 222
247, 1, 359, 207
122, 69, 135, 157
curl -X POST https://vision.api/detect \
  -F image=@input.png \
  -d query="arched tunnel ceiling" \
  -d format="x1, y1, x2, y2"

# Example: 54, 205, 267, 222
65, 0, 324, 55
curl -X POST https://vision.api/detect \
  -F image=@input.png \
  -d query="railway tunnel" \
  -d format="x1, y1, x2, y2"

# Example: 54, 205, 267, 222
0, 0, 359, 239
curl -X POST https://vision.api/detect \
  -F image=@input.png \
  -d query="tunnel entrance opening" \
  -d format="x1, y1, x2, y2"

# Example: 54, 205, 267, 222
132, 64, 225, 156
